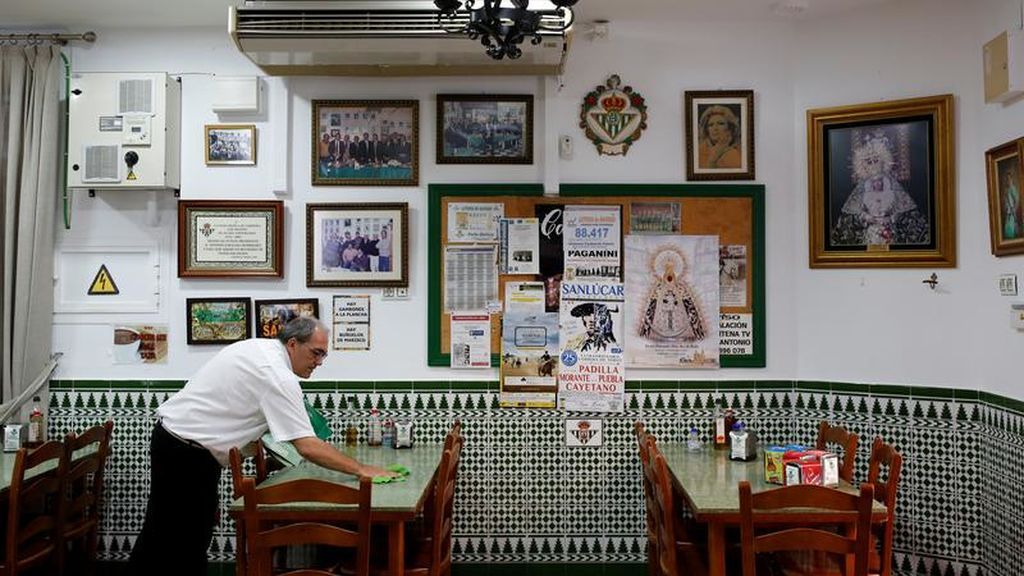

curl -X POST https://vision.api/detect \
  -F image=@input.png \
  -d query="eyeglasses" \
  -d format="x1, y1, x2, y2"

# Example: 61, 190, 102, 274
305, 343, 328, 361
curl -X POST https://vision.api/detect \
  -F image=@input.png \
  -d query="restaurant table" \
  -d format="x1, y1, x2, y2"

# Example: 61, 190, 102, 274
659, 445, 887, 576
0, 444, 97, 492
228, 443, 444, 576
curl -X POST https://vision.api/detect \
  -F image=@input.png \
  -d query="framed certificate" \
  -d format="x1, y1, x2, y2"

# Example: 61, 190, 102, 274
177, 200, 284, 278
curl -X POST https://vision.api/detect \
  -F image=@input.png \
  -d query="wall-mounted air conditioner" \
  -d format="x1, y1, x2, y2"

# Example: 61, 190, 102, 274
229, 1, 571, 76
67, 72, 181, 191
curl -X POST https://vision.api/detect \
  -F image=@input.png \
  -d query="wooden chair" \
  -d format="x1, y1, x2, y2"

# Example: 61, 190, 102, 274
816, 421, 859, 483
737, 481, 874, 576
229, 443, 271, 576
866, 437, 902, 576
1, 440, 69, 576
634, 422, 659, 576
240, 475, 373, 576
61, 420, 113, 576
649, 438, 708, 576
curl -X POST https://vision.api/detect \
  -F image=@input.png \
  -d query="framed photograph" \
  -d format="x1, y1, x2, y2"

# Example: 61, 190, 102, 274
306, 202, 409, 288
178, 200, 284, 278
185, 297, 251, 345
436, 94, 533, 164
312, 99, 419, 186
985, 138, 1024, 256
205, 124, 256, 165
685, 90, 755, 181
807, 94, 956, 268
254, 298, 320, 339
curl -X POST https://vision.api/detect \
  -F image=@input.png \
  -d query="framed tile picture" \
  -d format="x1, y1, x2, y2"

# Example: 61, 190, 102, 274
185, 297, 251, 345
312, 100, 419, 186
437, 94, 533, 164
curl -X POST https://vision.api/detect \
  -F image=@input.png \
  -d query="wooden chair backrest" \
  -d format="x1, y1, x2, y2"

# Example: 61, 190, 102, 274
816, 420, 859, 482
738, 481, 874, 576
867, 437, 903, 576
229, 442, 269, 499
634, 422, 659, 554
427, 438, 463, 576
241, 475, 373, 576
63, 421, 114, 534
649, 442, 681, 576
6, 440, 69, 574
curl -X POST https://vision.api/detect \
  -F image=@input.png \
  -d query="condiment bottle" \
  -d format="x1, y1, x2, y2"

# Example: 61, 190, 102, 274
27, 397, 44, 449
713, 399, 727, 449
723, 407, 737, 447
368, 409, 382, 446
687, 427, 701, 451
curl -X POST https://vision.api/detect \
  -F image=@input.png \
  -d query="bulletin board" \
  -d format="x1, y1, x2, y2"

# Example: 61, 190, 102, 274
427, 183, 765, 368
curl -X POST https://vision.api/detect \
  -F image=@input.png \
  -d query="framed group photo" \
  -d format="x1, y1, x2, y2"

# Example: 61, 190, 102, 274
312, 99, 419, 186
255, 299, 320, 339
985, 137, 1024, 256
684, 90, 755, 181
306, 202, 409, 288
185, 297, 251, 345
807, 94, 956, 268
205, 124, 256, 165
437, 94, 533, 164
178, 200, 284, 278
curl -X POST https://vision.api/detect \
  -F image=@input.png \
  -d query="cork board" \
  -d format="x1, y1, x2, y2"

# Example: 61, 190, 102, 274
427, 183, 765, 368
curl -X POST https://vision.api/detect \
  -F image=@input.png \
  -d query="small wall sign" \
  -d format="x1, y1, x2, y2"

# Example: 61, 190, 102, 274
565, 419, 603, 447
88, 264, 119, 295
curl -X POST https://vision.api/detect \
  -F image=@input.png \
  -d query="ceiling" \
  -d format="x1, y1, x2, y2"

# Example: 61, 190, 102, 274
3, 0, 894, 30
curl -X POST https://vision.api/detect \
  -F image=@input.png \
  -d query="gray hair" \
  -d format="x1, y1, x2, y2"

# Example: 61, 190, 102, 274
277, 316, 328, 344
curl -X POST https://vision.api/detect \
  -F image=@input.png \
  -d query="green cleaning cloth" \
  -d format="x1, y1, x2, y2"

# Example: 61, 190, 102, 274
305, 399, 332, 441
372, 465, 412, 484
387, 464, 411, 476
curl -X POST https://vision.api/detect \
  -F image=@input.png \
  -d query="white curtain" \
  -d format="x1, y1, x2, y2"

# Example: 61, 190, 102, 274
0, 45, 62, 404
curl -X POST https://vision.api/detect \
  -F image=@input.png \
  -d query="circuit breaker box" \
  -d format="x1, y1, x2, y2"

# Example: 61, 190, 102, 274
67, 72, 180, 190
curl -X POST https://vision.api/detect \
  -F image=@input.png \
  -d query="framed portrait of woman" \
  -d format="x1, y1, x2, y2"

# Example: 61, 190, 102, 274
985, 137, 1024, 257
684, 90, 754, 181
807, 94, 955, 268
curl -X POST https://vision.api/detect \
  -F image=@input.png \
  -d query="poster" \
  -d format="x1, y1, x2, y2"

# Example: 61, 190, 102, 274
563, 205, 621, 282
112, 324, 168, 364
719, 244, 748, 307
500, 311, 559, 408
535, 203, 564, 312
332, 295, 370, 350
450, 311, 492, 368
498, 218, 540, 274
444, 245, 499, 312
504, 281, 545, 315
447, 202, 504, 243
557, 282, 625, 412
624, 235, 720, 368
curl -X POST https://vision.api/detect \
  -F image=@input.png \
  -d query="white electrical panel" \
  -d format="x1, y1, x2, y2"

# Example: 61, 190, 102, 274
67, 72, 181, 190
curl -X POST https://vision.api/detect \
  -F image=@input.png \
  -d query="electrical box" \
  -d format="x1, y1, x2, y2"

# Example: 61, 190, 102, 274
67, 72, 181, 190
212, 76, 261, 113
984, 30, 1024, 104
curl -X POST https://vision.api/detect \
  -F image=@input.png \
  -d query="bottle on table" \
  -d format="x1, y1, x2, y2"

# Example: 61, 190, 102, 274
345, 425, 358, 446
687, 426, 701, 451
382, 417, 394, 448
713, 398, 728, 449
27, 396, 44, 449
367, 409, 383, 446
723, 407, 736, 447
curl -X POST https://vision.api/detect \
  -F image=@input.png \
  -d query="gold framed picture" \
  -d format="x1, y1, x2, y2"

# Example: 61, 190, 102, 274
312, 100, 419, 186
205, 124, 256, 166
685, 90, 754, 181
985, 137, 1024, 256
807, 94, 956, 268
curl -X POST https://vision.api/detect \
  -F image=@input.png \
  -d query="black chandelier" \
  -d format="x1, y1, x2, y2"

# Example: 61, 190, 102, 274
433, 0, 579, 61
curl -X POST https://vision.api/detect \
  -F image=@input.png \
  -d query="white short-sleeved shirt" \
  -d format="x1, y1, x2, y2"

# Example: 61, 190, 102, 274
157, 338, 314, 466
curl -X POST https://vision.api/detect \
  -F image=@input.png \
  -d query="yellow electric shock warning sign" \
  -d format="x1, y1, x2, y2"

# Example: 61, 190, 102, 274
88, 265, 119, 295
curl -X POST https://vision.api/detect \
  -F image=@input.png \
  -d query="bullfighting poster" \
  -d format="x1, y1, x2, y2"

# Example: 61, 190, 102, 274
500, 310, 559, 408
624, 235, 720, 368
558, 282, 625, 413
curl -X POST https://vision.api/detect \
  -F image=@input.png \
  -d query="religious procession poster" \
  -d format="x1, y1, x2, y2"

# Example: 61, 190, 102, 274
498, 217, 540, 274
624, 235, 720, 368
562, 205, 622, 282
447, 202, 504, 243
332, 295, 370, 350
500, 310, 559, 408
557, 282, 625, 413
449, 311, 491, 369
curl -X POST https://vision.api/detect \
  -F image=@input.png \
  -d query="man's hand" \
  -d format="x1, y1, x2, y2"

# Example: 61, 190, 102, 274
360, 464, 400, 479
291, 436, 399, 479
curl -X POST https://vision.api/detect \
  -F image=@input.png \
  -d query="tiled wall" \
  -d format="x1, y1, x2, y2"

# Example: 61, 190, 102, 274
48, 379, 1016, 575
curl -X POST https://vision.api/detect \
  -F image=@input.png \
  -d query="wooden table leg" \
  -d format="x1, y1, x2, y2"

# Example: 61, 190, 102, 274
707, 521, 726, 576
389, 521, 405, 576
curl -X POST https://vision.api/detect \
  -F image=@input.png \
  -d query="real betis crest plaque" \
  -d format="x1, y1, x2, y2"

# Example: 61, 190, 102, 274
579, 74, 648, 156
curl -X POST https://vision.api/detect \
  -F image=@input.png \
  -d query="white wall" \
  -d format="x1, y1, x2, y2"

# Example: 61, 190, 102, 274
793, 0, 1024, 390
52, 0, 1024, 393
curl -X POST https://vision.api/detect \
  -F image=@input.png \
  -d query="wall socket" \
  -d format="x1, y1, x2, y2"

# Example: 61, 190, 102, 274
381, 287, 410, 300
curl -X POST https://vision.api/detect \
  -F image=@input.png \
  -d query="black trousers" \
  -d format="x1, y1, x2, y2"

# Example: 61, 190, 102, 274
127, 421, 222, 575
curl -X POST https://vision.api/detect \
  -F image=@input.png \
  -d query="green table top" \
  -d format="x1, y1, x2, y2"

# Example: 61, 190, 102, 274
658, 444, 886, 518
228, 443, 444, 515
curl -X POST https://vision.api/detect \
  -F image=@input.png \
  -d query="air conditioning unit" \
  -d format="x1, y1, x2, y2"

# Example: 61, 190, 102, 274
229, 1, 572, 76
67, 72, 181, 191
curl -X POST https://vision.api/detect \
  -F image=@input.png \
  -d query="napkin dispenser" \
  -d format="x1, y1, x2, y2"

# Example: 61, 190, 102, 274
4, 424, 25, 452
394, 420, 414, 448
729, 423, 758, 462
